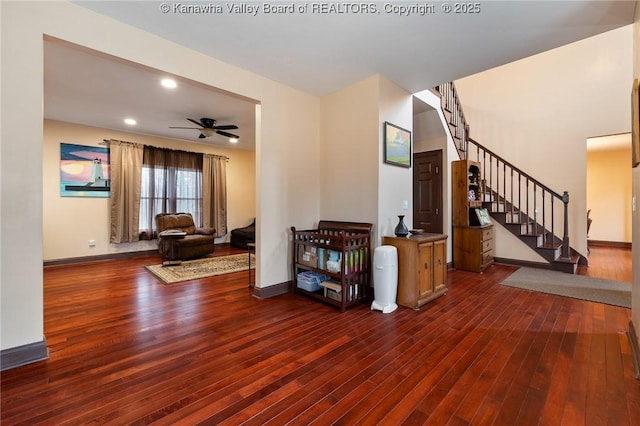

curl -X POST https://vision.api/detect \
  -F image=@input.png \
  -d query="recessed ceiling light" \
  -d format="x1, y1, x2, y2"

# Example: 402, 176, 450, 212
124, 118, 137, 125
161, 78, 177, 89
229, 137, 239, 143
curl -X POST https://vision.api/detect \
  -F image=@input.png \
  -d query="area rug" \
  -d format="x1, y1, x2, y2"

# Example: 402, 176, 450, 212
145, 253, 255, 284
500, 267, 631, 308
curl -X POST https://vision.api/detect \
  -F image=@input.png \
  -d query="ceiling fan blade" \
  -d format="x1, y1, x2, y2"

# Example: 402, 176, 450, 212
187, 118, 204, 127
199, 133, 206, 139
169, 126, 200, 129
212, 125, 238, 130
216, 130, 239, 139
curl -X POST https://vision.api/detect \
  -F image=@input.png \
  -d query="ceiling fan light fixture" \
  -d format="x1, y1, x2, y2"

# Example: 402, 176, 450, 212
169, 118, 240, 141
161, 78, 177, 89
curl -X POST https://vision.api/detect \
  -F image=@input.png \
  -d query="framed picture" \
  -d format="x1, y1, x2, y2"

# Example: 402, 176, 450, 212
475, 208, 493, 226
383, 121, 412, 168
633, 78, 640, 168
60, 143, 111, 197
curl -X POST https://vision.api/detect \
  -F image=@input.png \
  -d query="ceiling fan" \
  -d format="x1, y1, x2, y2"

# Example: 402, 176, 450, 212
170, 118, 239, 140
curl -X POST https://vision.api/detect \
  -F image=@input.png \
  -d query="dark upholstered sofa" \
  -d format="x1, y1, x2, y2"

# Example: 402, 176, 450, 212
230, 219, 255, 250
155, 213, 215, 260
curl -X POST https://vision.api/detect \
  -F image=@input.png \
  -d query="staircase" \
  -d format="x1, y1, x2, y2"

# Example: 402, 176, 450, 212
434, 82, 583, 273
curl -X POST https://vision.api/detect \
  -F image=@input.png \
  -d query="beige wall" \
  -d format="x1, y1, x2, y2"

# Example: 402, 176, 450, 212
43, 119, 256, 261
378, 76, 414, 242
320, 76, 379, 229
632, 0, 640, 348
319, 75, 415, 245
456, 25, 634, 262
1, 1, 321, 351
587, 148, 632, 243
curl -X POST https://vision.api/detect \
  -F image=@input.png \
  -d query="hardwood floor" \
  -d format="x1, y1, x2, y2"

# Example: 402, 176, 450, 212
577, 245, 632, 283
1, 246, 638, 425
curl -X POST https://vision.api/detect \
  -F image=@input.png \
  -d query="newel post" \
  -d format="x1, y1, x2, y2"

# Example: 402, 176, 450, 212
561, 191, 570, 258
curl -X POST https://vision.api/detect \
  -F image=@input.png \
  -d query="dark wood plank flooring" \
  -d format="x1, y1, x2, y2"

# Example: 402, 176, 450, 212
1, 245, 638, 425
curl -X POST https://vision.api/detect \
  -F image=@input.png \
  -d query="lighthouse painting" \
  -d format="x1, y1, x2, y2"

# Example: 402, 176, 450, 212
60, 143, 110, 197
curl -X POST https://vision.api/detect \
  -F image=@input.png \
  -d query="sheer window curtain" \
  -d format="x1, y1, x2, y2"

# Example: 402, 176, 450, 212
203, 154, 227, 237
109, 139, 144, 243
138, 146, 203, 239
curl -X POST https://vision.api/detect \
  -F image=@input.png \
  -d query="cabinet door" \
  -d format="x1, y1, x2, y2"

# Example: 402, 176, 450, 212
433, 238, 447, 293
417, 243, 434, 301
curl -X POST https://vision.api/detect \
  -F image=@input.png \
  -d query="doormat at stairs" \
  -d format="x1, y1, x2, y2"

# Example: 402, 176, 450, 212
500, 267, 631, 308
146, 253, 255, 284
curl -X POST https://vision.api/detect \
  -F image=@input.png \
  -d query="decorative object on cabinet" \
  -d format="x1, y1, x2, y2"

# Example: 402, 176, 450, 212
383, 234, 448, 309
383, 121, 411, 168
291, 221, 373, 312
452, 160, 494, 273
470, 208, 492, 227
394, 215, 409, 237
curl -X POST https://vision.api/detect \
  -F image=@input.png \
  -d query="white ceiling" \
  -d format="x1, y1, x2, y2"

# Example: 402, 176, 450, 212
46, 1, 636, 147
44, 39, 258, 150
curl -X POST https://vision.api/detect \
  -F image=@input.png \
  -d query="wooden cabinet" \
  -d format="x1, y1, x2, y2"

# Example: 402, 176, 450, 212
453, 226, 494, 273
452, 160, 494, 272
383, 234, 448, 309
291, 222, 372, 312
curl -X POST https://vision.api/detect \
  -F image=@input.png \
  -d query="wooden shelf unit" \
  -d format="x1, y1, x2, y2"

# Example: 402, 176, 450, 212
291, 221, 372, 312
452, 160, 494, 273
383, 234, 448, 309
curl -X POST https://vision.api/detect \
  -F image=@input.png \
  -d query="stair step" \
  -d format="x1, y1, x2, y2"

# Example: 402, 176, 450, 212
538, 241, 562, 250
554, 254, 580, 264
552, 254, 580, 274
521, 232, 544, 238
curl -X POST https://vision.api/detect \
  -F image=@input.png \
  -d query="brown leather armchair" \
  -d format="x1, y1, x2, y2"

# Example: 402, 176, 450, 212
230, 219, 255, 250
155, 213, 215, 260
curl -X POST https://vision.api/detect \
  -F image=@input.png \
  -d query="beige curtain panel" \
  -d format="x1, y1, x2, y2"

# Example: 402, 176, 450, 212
203, 154, 227, 237
109, 139, 143, 243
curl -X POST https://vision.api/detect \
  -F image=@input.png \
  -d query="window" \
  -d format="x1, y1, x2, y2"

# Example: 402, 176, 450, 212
138, 146, 203, 239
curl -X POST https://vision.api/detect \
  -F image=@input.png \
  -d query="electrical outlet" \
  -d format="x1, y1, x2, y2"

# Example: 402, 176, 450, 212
88, 239, 96, 247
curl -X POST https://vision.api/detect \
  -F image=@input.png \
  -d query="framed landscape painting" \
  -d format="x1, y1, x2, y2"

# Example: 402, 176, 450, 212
383, 121, 412, 168
60, 143, 111, 197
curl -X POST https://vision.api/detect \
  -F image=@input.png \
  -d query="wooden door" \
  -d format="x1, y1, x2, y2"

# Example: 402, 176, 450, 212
413, 150, 443, 233
417, 242, 434, 302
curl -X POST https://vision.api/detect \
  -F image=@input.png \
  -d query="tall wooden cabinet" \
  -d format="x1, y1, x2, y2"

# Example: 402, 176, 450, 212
383, 234, 447, 309
452, 160, 494, 273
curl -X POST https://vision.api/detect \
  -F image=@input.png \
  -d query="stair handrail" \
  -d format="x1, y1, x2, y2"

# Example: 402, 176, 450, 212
468, 138, 562, 200
468, 137, 571, 259
435, 82, 469, 158
435, 81, 572, 261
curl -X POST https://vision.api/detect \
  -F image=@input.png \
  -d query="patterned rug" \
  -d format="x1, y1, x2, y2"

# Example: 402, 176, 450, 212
145, 253, 255, 284
500, 267, 631, 308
